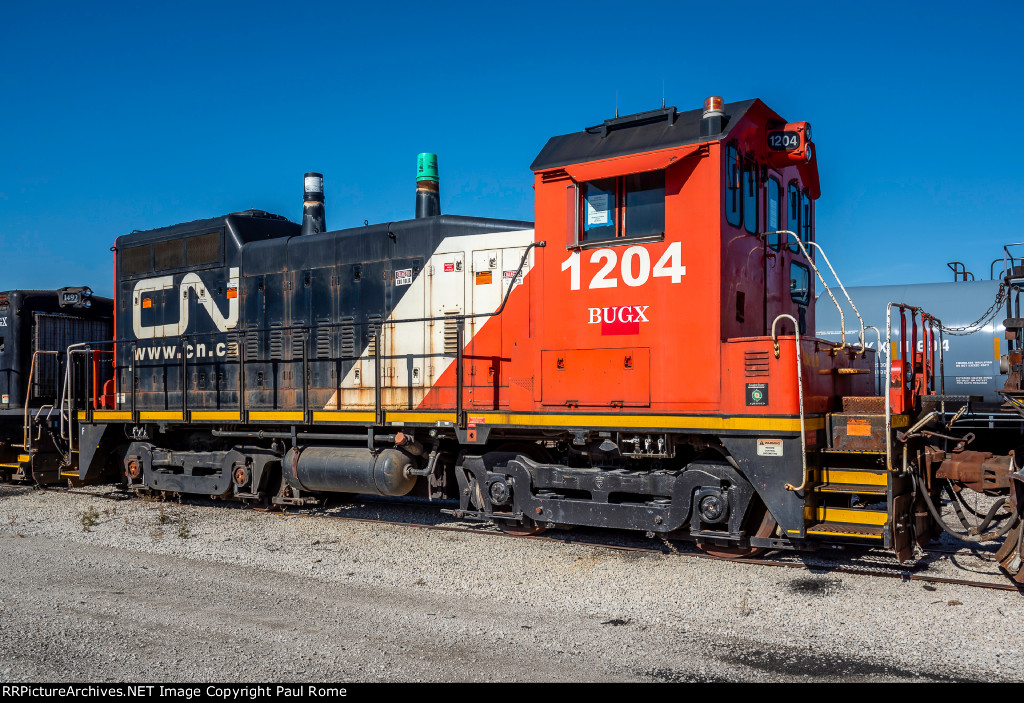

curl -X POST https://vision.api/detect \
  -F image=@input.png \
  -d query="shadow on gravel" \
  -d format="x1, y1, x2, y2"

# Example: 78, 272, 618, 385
785, 576, 845, 596
728, 647, 978, 682
0, 484, 34, 499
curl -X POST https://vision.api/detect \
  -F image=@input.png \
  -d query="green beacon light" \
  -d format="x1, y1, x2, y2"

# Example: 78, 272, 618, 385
415, 153, 440, 218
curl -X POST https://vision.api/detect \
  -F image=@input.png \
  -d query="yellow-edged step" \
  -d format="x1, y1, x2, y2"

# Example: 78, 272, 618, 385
814, 468, 888, 496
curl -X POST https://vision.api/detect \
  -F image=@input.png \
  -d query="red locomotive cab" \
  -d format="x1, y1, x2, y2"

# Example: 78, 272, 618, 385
527, 97, 868, 428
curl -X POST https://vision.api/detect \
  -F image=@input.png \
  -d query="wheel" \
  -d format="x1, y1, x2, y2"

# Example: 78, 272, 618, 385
696, 499, 777, 559
479, 443, 551, 536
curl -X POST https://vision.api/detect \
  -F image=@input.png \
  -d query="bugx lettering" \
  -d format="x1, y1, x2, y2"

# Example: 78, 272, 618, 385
588, 306, 649, 335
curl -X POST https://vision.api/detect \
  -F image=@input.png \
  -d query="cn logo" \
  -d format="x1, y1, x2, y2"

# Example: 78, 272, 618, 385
132, 268, 239, 339
587, 305, 649, 335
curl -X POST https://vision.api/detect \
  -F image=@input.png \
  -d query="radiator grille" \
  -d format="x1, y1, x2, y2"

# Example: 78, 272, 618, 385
120, 244, 152, 275
185, 231, 221, 267
154, 239, 184, 270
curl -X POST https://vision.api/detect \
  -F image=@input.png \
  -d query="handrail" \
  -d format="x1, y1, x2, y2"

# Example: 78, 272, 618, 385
864, 325, 884, 394
1001, 243, 1024, 282
62, 341, 115, 442
771, 314, 807, 493
20, 350, 60, 451
762, 230, 867, 352
884, 302, 945, 472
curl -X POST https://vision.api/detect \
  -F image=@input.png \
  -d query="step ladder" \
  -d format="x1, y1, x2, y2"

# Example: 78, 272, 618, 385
805, 396, 897, 543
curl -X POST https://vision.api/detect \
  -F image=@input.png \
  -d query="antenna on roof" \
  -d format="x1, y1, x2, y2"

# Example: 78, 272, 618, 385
662, 79, 665, 108
615, 89, 619, 118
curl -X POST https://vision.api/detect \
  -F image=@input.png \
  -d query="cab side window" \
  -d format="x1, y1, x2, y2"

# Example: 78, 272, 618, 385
725, 145, 741, 228
766, 176, 781, 250
580, 171, 665, 243
743, 158, 759, 234
581, 178, 617, 242
800, 191, 813, 246
787, 182, 801, 252
790, 261, 811, 305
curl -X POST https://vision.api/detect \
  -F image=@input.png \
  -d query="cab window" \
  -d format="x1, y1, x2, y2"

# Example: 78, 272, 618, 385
800, 191, 813, 246
581, 178, 617, 242
580, 171, 665, 243
743, 158, 758, 234
725, 145, 741, 227
623, 171, 665, 238
787, 182, 801, 252
790, 261, 811, 305
766, 176, 781, 250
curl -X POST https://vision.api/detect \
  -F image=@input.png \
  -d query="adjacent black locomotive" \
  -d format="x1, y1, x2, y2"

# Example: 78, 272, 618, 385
0, 288, 112, 483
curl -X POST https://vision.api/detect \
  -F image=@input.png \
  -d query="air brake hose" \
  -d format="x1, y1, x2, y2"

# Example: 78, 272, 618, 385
913, 473, 1017, 542
944, 481, 1009, 533
948, 480, 1012, 521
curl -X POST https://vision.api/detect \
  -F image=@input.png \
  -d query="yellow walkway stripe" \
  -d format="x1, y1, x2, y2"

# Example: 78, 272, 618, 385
387, 412, 458, 424
191, 411, 242, 422
92, 411, 131, 420
313, 411, 376, 423
248, 411, 304, 422
139, 411, 183, 421
473, 412, 823, 433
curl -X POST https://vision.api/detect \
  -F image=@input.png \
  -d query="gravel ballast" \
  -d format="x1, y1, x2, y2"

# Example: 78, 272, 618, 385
0, 484, 1021, 682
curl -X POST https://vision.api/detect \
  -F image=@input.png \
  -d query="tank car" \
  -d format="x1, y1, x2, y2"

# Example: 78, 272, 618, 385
818, 279, 1006, 402
38, 95, 1024, 578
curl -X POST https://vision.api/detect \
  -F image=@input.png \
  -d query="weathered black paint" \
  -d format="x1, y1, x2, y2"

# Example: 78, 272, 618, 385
116, 211, 530, 416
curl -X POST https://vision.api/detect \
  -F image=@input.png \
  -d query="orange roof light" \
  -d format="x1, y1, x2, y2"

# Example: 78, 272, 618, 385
703, 96, 724, 117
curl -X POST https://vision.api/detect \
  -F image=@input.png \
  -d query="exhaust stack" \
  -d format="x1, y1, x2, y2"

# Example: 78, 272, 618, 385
415, 153, 440, 218
301, 172, 326, 235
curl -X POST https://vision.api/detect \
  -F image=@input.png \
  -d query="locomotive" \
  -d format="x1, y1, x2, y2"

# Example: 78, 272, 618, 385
8, 96, 1024, 579
0, 288, 113, 484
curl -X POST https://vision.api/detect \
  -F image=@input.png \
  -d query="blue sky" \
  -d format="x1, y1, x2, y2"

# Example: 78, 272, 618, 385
2, 1, 1022, 296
